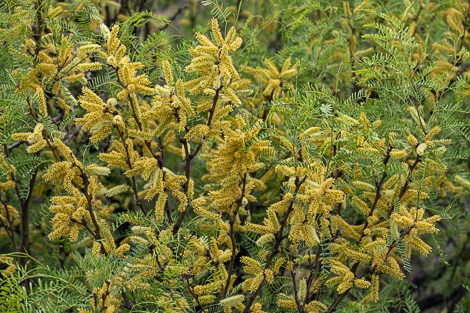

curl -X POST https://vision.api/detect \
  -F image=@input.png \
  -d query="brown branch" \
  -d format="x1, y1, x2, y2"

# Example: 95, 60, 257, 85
305, 246, 323, 304
6, 141, 24, 154
358, 146, 393, 241
398, 157, 421, 199
190, 87, 222, 159
3, 140, 40, 267
387, 156, 421, 217
18, 167, 38, 267
115, 126, 146, 214
0, 198, 17, 249
261, 90, 275, 121
222, 173, 248, 298
290, 269, 305, 313
80, 172, 102, 240
243, 175, 308, 313
99, 280, 111, 312
326, 292, 349, 313
173, 87, 222, 234
185, 274, 203, 311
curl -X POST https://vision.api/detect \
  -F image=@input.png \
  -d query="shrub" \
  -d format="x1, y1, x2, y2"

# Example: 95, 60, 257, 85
0, 0, 469, 312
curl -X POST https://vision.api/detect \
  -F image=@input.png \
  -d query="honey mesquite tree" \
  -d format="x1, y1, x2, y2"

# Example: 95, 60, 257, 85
0, 0, 469, 312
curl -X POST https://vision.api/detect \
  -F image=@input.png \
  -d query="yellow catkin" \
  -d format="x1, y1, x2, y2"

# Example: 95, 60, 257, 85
36, 87, 47, 117
105, 184, 129, 197
162, 60, 174, 86
220, 295, 244, 308
390, 149, 407, 158
155, 192, 168, 223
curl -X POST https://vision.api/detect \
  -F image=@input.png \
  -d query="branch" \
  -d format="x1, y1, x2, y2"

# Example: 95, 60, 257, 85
115, 126, 146, 214
222, 173, 248, 298
173, 86, 222, 234
242, 175, 308, 313
18, 167, 38, 267
290, 269, 305, 313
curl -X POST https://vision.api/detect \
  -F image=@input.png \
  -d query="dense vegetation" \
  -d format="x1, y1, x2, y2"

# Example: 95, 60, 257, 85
0, 0, 469, 312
